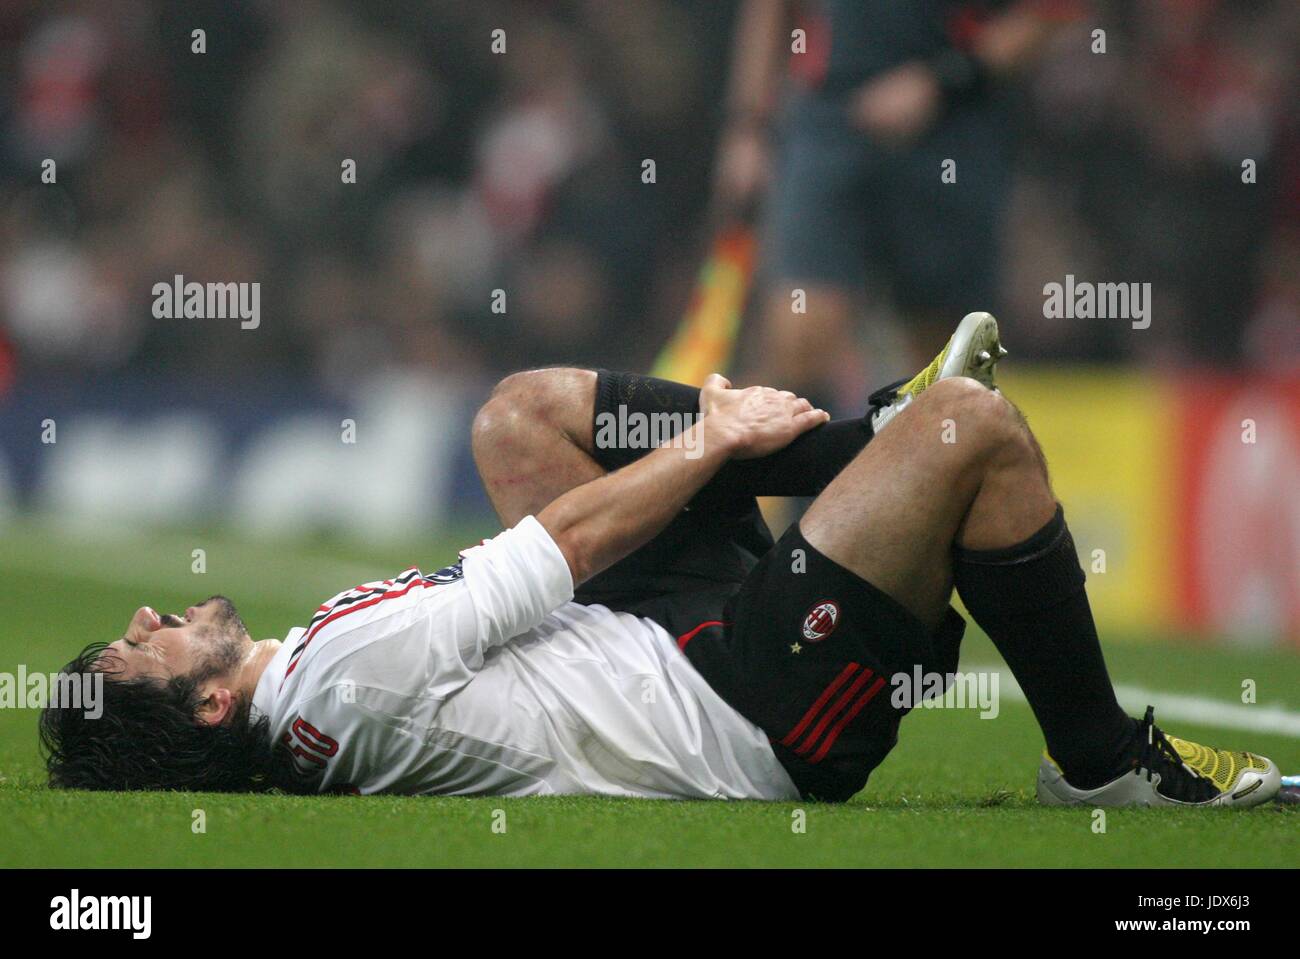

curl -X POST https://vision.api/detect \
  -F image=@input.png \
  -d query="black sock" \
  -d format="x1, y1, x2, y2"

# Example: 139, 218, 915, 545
952, 506, 1136, 788
591, 370, 872, 501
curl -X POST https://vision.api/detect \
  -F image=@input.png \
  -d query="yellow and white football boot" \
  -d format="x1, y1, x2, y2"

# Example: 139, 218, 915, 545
869, 310, 1007, 433
1037, 706, 1281, 808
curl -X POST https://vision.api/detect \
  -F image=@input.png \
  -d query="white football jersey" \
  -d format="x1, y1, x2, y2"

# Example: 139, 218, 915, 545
250, 516, 797, 800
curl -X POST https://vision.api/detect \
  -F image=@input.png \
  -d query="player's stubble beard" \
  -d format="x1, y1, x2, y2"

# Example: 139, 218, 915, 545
189, 595, 251, 685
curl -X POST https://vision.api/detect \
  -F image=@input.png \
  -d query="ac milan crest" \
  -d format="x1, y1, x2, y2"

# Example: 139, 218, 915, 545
801, 600, 840, 642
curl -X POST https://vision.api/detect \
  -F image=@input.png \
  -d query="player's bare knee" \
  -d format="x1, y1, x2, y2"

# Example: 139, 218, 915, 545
912, 378, 1019, 456
913, 377, 998, 425
475, 367, 596, 456
488, 367, 566, 404
470, 393, 522, 460
967, 389, 1023, 453
916, 375, 986, 407
484, 368, 589, 419
964, 391, 1041, 474
475, 373, 539, 451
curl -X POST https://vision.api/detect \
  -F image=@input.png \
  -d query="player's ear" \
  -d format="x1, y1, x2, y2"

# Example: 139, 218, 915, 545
195, 687, 235, 726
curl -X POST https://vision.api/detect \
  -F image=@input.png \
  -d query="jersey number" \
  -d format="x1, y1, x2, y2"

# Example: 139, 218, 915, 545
282, 717, 340, 771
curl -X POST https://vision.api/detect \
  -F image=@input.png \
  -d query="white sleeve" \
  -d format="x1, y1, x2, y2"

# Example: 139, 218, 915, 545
459, 514, 574, 654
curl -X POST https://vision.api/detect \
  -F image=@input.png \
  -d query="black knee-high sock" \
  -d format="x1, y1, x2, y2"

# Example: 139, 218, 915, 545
952, 506, 1136, 788
591, 370, 872, 500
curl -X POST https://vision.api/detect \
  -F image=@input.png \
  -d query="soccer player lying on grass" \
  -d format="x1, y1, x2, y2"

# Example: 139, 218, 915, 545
41, 313, 1281, 806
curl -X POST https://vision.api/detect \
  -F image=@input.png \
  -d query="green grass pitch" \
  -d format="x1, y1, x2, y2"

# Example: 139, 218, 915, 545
1, 520, 1295, 868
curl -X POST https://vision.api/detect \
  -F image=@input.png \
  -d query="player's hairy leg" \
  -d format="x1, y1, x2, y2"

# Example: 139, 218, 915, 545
474, 366, 868, 529
472, 368, 603, 526
804, 377, 1147, 791
750, 284, 858, 402
799, 376, 1055, 629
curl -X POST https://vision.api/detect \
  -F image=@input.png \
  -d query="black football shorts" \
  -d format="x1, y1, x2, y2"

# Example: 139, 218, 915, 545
575, 500, 966, 802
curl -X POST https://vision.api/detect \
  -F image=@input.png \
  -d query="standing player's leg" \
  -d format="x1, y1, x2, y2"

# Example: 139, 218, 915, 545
752, 285, 861, 409
747, 91, 874, 411
884, 102, 1012, 371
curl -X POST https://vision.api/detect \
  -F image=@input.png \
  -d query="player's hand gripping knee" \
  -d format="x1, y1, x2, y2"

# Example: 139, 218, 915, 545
699, 373, 829, 460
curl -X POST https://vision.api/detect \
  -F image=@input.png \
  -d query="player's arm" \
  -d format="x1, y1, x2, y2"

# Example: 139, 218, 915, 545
713, 0, 791, 209
851, 0, 1070, 143
724, 0, 789, 123
536, 374, 827, 585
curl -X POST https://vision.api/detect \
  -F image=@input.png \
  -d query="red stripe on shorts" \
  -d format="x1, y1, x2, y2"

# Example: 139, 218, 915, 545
808, 675, 887, 765
795, 667, 876, 757
779, 662, 860, 749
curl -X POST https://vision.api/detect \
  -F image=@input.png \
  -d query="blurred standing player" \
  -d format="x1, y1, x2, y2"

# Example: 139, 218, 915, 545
715, 0, 1068, 406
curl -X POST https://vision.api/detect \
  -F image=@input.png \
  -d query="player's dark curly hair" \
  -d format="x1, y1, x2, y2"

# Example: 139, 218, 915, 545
39, 642, 299, 793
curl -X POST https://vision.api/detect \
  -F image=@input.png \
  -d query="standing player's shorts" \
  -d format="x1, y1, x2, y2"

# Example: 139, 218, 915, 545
576, 499, 966, 803
762, 90, 1011, 315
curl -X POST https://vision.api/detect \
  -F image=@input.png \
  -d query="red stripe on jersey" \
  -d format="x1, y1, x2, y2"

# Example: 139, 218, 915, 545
281, 577, 433, 689
808, 675, 886, 765
794, 666, 875, 757
676, 620, 725, 651
780, 663, 860, 748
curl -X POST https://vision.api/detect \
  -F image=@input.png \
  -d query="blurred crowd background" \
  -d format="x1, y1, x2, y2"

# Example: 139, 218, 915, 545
1, 0, 1296, 404
0, 0, 1296, 643
0, 0, 1294, 402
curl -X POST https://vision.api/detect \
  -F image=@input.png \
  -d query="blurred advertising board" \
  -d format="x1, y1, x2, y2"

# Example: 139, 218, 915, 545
0, 371, 489, 539
1172, 374, 1300, 646
1005, 369, 1299, 648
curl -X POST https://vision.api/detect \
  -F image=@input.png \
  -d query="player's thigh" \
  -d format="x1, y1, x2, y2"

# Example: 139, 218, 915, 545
799, 378, 997, 629
762, 95, 875, 291
883, 107, 1011, 313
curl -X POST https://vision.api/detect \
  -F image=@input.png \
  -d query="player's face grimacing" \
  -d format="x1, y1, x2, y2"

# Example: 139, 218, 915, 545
102, 596, 252, 683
